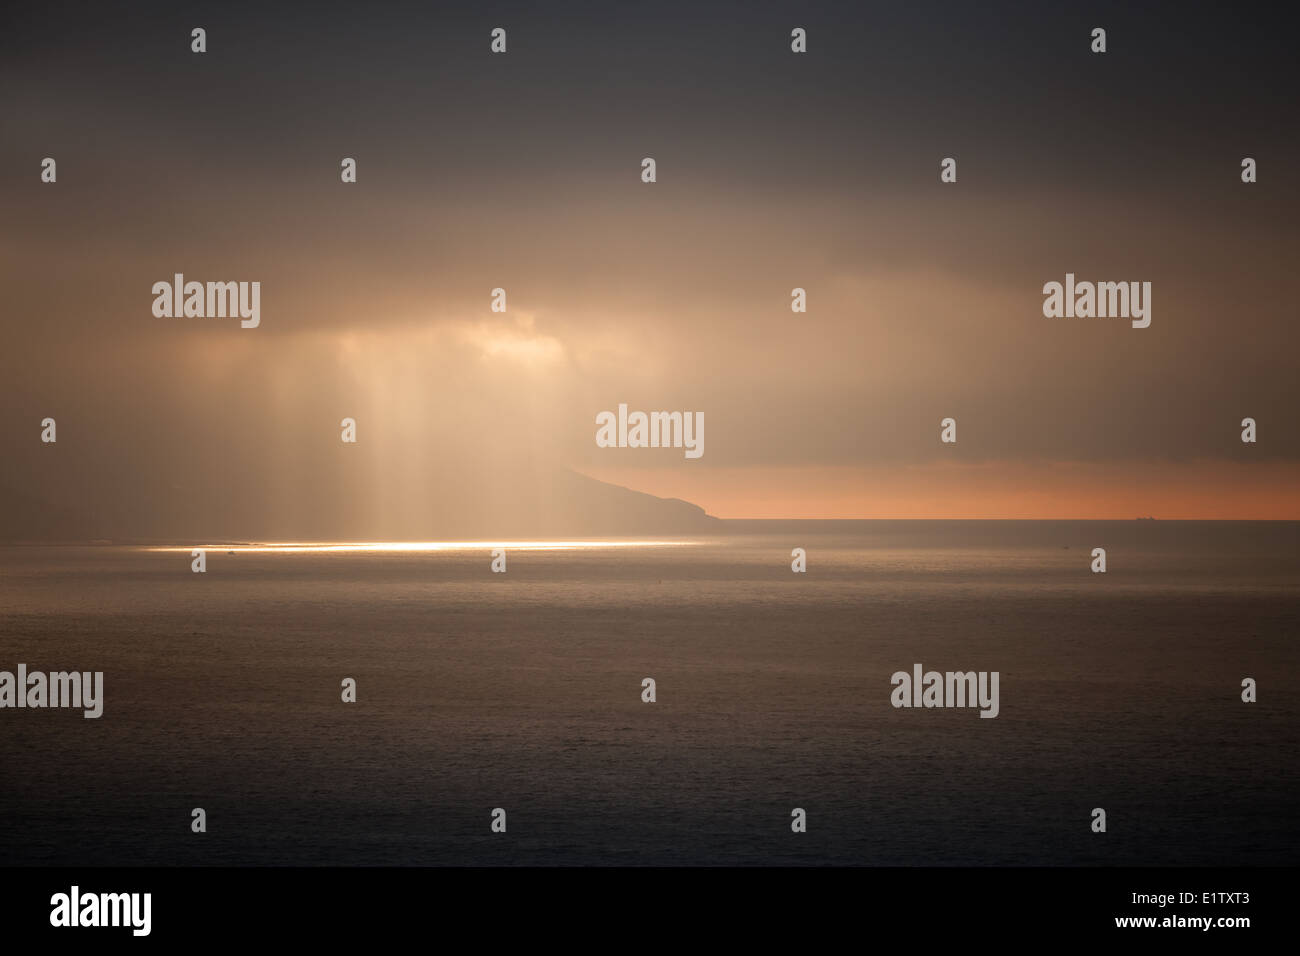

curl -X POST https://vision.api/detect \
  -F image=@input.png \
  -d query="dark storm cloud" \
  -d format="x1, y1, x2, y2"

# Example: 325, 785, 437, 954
1, 0, 1296, 533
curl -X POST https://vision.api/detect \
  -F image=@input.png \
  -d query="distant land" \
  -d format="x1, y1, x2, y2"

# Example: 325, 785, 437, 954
6, 473, 1297, 545
0, 469, 721, 542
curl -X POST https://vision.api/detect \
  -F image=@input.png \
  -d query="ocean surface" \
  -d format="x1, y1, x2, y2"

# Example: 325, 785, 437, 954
1, 520, 1297, 866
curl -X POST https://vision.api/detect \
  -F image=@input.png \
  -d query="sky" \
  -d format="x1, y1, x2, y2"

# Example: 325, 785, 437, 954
2, 0, 1297, 534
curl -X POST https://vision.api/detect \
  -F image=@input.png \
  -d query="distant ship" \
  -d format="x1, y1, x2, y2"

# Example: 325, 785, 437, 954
1136, 516, 1157, 521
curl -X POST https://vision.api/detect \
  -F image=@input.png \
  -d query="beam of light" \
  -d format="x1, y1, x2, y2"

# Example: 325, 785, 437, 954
144, 540, 705, 554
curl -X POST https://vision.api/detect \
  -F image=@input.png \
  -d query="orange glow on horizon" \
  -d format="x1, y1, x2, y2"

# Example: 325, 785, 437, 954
580, 460, 1300, 521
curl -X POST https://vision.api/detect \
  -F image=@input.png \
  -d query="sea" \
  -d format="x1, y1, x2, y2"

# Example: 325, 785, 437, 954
1, 520, 1297, 866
